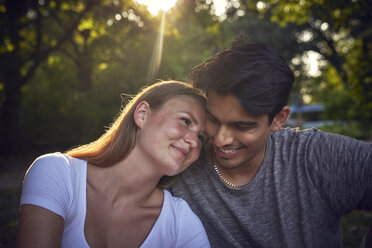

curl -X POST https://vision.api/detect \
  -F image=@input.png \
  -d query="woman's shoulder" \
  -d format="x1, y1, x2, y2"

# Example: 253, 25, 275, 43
163, 189, 188, 209
28, 152, 84, 175
34, 151, 67, 163
27, 152, 68, 175
21, 153, 77, 217
163, 190, 202, 224
23, 153, 86, 191
162, 190, 210, 247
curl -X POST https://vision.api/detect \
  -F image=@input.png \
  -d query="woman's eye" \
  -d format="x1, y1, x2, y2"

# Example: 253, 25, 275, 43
181, 117, 191, 125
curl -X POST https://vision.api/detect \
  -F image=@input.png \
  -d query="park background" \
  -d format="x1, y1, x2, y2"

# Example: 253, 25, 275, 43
0, 0, 371, 247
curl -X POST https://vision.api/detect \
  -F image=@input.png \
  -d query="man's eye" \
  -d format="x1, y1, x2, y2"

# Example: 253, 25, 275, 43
207, 114, 218, 123
236, 125, 252, 131
181, 117, 191, 125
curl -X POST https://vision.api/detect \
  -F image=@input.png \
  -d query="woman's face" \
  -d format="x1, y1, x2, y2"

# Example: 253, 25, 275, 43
136, 95, 207, 176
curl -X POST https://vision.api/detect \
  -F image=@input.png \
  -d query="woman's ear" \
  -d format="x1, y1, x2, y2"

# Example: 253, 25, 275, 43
134, 101, 151, 129
271, 106, 290, 131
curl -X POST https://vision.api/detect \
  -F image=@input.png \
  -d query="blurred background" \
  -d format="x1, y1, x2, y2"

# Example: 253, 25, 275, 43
0, 0, 371, 247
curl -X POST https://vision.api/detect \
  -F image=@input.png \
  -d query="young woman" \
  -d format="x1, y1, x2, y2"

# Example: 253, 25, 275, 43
16, 81, 210, 248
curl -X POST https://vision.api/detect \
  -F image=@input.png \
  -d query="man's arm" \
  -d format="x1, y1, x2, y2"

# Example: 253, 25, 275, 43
306, 130, 372, 213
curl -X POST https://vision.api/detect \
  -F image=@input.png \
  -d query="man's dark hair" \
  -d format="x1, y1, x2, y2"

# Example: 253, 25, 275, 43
190, 36, 295, 123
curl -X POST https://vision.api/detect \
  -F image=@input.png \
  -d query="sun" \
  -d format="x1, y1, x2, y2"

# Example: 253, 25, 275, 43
136, 0, 178, 15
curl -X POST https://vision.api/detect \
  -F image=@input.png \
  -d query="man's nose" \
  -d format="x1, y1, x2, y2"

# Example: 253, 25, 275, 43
213, 125, 234, 147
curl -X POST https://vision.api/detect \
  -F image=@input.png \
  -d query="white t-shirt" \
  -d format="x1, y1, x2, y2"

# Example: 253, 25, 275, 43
20, 152, 210, 248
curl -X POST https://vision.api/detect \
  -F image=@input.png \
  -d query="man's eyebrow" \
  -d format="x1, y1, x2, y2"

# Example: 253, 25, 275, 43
233, 121, 258, 126
206, 109, 218, 121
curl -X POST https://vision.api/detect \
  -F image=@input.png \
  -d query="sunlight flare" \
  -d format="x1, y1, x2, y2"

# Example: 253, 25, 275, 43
136, 1, 177, 80
147, 11, 166, 81
137, 0, 178, 15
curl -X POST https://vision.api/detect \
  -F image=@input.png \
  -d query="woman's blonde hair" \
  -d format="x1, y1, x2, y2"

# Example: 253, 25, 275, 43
66, 80, 206, 173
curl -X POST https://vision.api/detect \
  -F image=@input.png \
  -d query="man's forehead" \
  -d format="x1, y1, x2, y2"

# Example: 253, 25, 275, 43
206, 91, 240, 104
206, 91, 244, 112
205, 92, 269, 123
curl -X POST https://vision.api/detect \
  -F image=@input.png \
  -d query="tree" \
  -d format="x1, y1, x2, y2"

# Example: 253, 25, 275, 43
0, 0, 148, 154
0, 0, 93, 154
226, 0, 372, 129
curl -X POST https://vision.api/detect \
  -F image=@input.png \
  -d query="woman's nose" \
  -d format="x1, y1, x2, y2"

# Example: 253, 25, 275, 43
184, 132, 198, 147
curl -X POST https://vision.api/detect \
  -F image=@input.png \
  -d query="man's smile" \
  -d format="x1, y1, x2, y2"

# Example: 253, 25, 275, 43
215, 146, 244, 159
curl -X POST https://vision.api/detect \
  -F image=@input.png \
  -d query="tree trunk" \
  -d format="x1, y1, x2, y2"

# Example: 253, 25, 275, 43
0, 81, 22, 156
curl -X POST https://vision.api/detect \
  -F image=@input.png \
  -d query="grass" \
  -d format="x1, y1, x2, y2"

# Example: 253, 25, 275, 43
1, 186, 371, 247
1, 153, 371, 247
342, 210, 372, 247
0, 188, 21, 248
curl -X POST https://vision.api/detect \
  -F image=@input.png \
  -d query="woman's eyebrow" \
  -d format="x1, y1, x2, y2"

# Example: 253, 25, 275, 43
184, 113, 208, 135
183, 112, 199, 125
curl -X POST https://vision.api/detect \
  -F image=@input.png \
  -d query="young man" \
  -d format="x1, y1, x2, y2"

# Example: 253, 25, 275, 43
170, 37, 372, 247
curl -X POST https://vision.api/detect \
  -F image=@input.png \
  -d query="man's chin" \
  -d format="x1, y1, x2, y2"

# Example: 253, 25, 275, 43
215, 158, 242, 170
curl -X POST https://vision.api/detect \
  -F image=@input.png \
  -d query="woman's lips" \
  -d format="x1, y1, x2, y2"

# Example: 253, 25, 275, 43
172, 145, 188, 160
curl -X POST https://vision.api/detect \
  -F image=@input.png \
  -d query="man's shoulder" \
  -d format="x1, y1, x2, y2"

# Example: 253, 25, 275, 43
183, 146, 211, 172
274, 127, 320, 137
177, 158, 209, 181
269, 127, 319, 145
170, 151, 212, 193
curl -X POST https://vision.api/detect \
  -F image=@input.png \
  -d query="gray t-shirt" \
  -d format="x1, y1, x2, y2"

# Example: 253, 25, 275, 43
170, 128, 372, 247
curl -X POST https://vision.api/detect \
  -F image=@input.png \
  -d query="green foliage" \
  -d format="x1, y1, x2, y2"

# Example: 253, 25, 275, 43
160, 2, 227, 81
0, 1, 370, 247
0, 0, 157, 153
342, 211, 372, 248
1, 0, 371, 152
320, 122, 372, 140
230, 0, 372, 134
0, 188, 21, 248
0, 182, 370, 247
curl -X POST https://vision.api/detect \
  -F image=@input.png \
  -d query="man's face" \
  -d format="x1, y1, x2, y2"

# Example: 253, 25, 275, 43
206, 91, 277, 170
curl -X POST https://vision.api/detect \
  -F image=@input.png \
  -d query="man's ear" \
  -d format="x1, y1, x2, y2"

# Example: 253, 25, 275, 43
134, 101, 151, 129
271, 106, 290, 131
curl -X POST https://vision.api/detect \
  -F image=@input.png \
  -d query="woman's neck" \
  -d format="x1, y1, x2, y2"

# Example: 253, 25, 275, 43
86, 147, 163, 207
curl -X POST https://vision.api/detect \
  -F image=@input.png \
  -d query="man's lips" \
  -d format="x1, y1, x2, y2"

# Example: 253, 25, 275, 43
215, 146, 243, 159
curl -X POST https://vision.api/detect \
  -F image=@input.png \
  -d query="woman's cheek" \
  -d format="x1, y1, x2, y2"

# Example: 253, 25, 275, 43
190, 148, 201, 163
